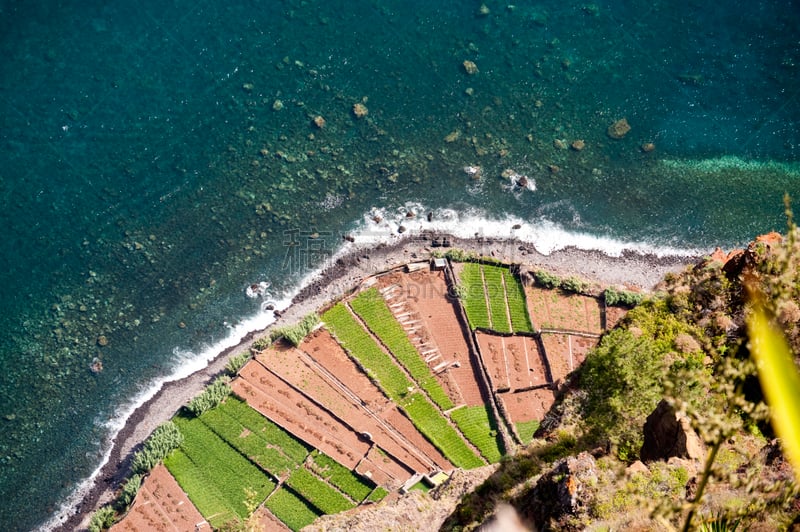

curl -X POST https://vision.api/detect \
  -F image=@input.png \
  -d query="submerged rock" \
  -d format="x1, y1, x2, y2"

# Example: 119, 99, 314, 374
607, 118, 631, 139
462, 60, 479, 75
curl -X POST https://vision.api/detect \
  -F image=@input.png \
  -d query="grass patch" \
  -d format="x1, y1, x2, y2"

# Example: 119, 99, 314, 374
367, 486, 389, 503
503, 269, 534, 332
286, 467, 355, 515
482, 265, 512, 333
221, 396, 311, 464
310, 451, 375, 502
460, 262, 491, 329
351, 288, 454, 410
265, 487, 322, 531
322, 303, 414, 399
164, 449, 239, 529
200, 399, 305, 477
451, 405, 505, 463
515, 420, 540, 445
402, 393, 484, 469
172, 415, 275, 520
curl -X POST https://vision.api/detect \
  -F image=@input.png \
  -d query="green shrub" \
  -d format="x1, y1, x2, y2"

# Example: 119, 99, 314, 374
131, 421, 183, 474
561, 276, 590, 295
580, 328, 665, 456
270, 313, 320, 346
225, 351, 251, 376
252, 336, 271, 351
88, 506, 116, 532
534, 270, 561, 289
185, 376, 231, 417
452, 283, 467, 300
115, 473, 142, 510
604, 287, 644, 307
445, 248, 478, 262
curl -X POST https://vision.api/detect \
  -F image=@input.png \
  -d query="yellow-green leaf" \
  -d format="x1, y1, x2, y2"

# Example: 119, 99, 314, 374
747, 304, 800, 481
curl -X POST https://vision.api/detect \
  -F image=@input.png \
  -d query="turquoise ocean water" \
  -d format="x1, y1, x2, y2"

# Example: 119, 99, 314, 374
1, 1, 798, 529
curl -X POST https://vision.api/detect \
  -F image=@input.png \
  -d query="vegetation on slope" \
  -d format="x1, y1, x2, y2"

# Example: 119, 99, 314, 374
445, 222, 800, 531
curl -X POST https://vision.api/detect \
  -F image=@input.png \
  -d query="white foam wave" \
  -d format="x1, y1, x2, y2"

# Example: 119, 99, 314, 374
352, 204, 705, 258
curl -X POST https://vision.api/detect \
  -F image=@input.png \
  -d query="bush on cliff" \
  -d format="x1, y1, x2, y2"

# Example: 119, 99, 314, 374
185, 375, 231, 418
131, 420, 183, 475
269, 312, 320, 346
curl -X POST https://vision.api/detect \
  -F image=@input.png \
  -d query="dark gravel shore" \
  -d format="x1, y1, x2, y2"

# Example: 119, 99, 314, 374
60, 233, 700, 531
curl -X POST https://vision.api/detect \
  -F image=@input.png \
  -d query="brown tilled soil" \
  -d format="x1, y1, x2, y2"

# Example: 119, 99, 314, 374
498, 388, 557, 425
395, 269, 489, 407
605, 305, 629, 329
503, 335, 549, 391
540, 333, 599, 384
301, 329, 392, 414
256, 341, 449, 476
109, 463, 207, 532
525, 287, 604, 333
475, 332, 512, 392
233, 360, 369, 469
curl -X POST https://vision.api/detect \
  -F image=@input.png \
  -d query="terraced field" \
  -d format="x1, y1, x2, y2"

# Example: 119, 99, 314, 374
457, 263, 535, 334
115, 257, 632, 531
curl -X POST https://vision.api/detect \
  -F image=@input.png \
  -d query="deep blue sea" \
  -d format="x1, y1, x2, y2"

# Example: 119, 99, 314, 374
1, 1, 799, 529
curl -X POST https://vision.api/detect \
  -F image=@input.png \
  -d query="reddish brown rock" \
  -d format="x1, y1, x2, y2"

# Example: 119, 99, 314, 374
640, 399, 705, 463
709, 247, 727, 264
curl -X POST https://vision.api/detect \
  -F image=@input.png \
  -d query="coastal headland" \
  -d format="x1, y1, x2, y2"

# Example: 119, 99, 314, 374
62, 233, 698, 531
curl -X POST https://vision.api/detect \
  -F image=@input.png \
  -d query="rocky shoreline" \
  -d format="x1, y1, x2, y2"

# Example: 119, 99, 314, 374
59, 233, 700, 531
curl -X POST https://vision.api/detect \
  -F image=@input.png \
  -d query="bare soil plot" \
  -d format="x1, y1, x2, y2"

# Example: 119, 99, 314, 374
502, 336, 549, 391
254, 506, 291, 532
256, 344, 445, 476
378, 269, 487, 407
302, 329, 392, 415
233, 360, 369, 470
525, 286, 603, 333
498, 388, 556, 425
605, 305, 628, 330
356, 446, 405, 487
540, 333, 600, 384
110, 463, 207, 532
475, 332, 510, 392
